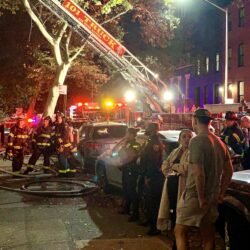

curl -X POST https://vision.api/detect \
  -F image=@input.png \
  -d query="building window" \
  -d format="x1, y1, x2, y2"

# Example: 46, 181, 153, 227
215, 53, 220, 72
238, 43, 244, 67
205, 57, 209, 73
197, 59, 201, 75
194, 87, 200, 107
204, 85, 208, 104
239, 7, 245, 27
228, 13, 232, 31
228, 48, 232, 69
238, 81, 244, 102
228, 83, 233, 99
214, 84, 220, 104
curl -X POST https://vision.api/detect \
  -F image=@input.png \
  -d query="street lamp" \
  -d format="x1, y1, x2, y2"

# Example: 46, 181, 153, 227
124, 90, 136, 103
124, 90, 136, 126
163, 90, 174, 113
163, 90, 174, 102
178, 0, 228, 103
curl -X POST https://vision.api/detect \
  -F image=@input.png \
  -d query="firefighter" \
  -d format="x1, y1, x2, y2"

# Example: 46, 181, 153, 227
54, 112, 76, 176
140, 122, 164, 235
25, 116, 53, 173
221, 111, 245, 155
6, 117, 29, 173
118, 128, 141, 222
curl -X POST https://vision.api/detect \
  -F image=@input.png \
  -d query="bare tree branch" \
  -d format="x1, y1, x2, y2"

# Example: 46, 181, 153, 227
53, 22, 68, 66
65, 29, 72, 63
23, 0, 54, 46
69, 39, 88, 63
55, 22, 68, 44
28, 17, 33, 42
101, 9, 129, 26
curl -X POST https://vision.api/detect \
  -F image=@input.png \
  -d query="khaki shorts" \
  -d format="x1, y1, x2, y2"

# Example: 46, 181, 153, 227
176, 192, 218, 228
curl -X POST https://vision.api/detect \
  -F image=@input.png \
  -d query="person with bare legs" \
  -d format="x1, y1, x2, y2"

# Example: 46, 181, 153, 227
175, 109, 233, 250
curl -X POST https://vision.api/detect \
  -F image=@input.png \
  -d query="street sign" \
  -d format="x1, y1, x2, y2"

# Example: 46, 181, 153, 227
58, 85, 67, 95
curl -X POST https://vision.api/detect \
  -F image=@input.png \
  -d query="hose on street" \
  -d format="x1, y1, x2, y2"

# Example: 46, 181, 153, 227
0, 179, 98, 197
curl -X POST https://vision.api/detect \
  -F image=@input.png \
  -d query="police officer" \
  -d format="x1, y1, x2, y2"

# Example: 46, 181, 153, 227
118, 128, 141, 222
25, 116, 53, 173
140, 122, 164, 235
6, 117, 29, 173
54, 112, 76, 176
221, 111, 245, 155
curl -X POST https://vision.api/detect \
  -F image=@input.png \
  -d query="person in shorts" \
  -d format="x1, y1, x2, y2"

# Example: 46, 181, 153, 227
174, 109, 233, 250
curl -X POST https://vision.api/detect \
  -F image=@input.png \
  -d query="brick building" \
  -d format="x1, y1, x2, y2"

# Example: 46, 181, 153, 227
170, 0, 250, 112
227, 0, 250, 103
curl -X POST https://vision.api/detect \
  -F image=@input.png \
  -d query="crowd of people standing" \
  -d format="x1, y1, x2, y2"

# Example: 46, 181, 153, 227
116, 108, 250, 249
5, 112, 78, 176
4, 108, 250, 249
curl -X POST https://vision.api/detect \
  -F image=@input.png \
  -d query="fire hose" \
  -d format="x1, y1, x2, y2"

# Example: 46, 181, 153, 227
0, 153, 98, 196
0, 179, 99, 197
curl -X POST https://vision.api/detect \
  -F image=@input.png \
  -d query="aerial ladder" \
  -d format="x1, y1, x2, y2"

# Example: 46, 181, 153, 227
37, 0, 168, 113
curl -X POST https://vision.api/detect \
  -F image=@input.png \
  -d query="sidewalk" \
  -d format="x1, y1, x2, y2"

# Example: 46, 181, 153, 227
0, 158, 172, 250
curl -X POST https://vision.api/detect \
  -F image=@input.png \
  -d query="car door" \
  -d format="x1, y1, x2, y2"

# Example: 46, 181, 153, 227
105, 139, 125, 188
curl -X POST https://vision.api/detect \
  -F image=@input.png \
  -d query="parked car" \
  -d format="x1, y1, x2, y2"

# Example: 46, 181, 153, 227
95, 130, 181, 191
96, 129, 250, 248
78, 122, 128, 168
219, 169, 250, 249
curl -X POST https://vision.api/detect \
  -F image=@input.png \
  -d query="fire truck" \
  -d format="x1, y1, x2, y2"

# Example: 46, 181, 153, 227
29, 1, 250, 246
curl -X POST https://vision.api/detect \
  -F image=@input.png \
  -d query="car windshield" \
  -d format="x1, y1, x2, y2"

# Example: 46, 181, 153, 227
93, 126, 127, 139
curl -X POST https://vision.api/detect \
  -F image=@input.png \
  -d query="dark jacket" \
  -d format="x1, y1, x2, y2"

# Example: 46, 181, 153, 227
7, 125, 29, 152
54, 122, 74, 152
32, 125, 53, 149
140, 134, 163, 178
221, 123, 245, 155
119, 139, 141, 173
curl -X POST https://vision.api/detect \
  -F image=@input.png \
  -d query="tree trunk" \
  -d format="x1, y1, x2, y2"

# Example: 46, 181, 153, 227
43, 63, 70, 117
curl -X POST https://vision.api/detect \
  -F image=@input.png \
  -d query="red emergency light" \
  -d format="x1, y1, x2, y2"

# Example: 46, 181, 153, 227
77, 102, 83, 107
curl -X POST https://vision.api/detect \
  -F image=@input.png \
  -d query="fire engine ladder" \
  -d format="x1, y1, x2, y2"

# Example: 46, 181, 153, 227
37, 0, 168, 113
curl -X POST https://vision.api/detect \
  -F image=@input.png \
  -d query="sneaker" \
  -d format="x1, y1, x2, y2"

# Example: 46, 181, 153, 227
23, 169, 31, 175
